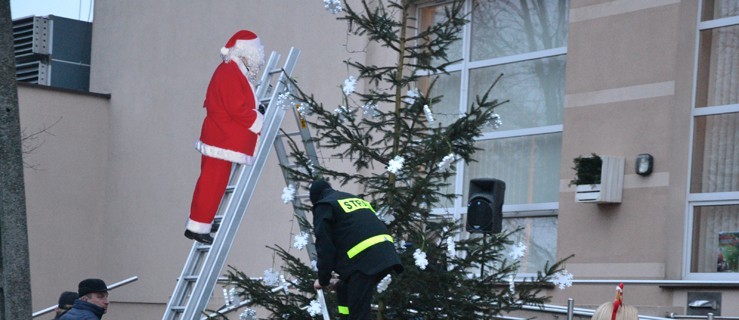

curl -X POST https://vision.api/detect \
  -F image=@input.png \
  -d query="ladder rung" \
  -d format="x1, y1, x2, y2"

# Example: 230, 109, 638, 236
225, 185, 236, 192
268, 68, 282, 74
278, 131, 301, 138
169, 306, 185, 312
183, 275, 199, 281
295, 194, 309, 199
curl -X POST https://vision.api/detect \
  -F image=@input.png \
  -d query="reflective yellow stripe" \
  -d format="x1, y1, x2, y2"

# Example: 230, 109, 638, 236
347, 234, 393, 258
338, 305, 349, 314
338, 198, 375, 213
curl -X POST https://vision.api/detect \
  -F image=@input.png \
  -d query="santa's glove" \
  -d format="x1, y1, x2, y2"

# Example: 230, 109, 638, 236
249, 110, 264, 134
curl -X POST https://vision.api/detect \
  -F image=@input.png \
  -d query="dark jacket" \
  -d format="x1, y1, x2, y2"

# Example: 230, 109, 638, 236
59, 300, 105, 320
313, 189, 403, 286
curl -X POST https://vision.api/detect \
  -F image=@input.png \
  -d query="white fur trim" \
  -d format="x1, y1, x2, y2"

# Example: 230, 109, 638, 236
187, 219, 212, 234
220, 47, 229, 56
195, 140, 255, 164
249, 110, 263, 133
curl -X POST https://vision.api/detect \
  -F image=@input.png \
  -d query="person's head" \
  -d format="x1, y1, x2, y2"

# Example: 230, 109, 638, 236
591, 301, 638, 320
220, 29, 265, 80
309, 179, 332, 205
77, 278, 109, 311
591, 283, 638, 320
55, 291, 77, 314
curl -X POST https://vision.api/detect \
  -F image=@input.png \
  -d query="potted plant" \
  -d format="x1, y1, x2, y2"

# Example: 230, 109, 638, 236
570, 153, 624, 203
570, 153, 602, 186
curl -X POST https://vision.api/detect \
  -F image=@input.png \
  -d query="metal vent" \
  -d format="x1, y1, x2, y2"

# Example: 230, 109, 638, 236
15, 60, 49, 85
12, 16, 50, 59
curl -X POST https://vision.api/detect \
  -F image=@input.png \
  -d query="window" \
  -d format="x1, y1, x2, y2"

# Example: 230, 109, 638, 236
687, 0, 739, 279
418, 0, 568, 273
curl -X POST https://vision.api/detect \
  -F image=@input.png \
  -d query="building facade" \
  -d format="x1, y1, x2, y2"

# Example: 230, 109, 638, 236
16, 0, 739, 319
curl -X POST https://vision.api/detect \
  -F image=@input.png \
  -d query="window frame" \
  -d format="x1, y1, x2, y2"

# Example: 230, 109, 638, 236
416, 0, 567, 274
684, 0, 739, 280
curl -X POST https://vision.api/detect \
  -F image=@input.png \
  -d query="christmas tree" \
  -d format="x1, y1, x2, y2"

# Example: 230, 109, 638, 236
217, 0, 571, 318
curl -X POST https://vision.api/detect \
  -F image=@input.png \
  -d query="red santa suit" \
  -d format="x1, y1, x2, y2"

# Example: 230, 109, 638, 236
187, 30, 265, 234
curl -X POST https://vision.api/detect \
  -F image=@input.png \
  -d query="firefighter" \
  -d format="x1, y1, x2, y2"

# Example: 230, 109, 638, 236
310, 180, 403, 320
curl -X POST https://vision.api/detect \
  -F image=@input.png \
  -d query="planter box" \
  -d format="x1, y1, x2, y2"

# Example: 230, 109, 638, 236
574, 156, 624, 204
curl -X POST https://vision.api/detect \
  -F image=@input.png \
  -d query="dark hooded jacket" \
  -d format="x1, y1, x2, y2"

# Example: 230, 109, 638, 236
311, 184, 403, 286
59, 300, 105, 320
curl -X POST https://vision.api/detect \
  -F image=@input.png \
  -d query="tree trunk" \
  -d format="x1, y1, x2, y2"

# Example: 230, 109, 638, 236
0, 2, 34, 319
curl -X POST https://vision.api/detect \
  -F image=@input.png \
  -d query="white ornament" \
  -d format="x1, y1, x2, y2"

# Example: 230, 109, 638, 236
323, 0, 343, 14
281, 184, 296, 204
230, 287, 239, 305
552, 269, 574, 290
413, 249, 428, 270
293, 232, 309, 251
262, 268, 280, 287
386, 155, 405, 175
508, 275, 516, 294
334, 105, 351, 122
446, 237, 456, 257
306, 299, 323, 316
509, 242, 527, 260
423, 105, 435, 124
310, 260, 318, 271
223, 288, 230, 306
297, 102, 314, 117
437, 153, 458, 171
362, 103, 379, 118
276, 91, 294, 110
376, 274, 392, 293
487, 113, 502, 129
343, 75, 357, 95
240, 308, 257, 320
405, 88, 420, 105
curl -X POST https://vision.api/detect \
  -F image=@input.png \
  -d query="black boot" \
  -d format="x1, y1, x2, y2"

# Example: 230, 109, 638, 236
211, 223, 220, 233
184, 230, 213, 245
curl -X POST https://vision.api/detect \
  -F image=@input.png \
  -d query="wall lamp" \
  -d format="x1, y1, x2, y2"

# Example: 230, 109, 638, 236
635, 153, 654, 176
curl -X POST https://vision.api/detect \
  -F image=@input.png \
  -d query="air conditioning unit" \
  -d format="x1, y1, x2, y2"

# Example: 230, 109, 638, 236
12, 15, 92, 91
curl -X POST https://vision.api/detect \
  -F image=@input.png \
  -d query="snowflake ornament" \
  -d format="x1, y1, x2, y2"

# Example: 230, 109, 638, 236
240, 308, 257, 320
223, 288, 231, 306
293, 232, 309, 250
306, 299, 323, 316
386, 155, 405, 175
323, 0, 343, 14
343, 75, 357, 95
551, 269, 574, 290
377, 207, 395, 225
276, 91, 294, 110
508, 275, 516, 294
413, 249, 428, 270
437, 153, 458, 171
281, 184, 296, 204
362, 103, 379, 118
229, 287, 240, 305
487, 113, 502, 129
423, 105, 435, 124
446, 237, 457, 258
509, 242, 527, 260
262, 268, 280, 287
377, 274, 392, 293
404, 88, 420, 104
297, 102, 314, 117
334, 105, 352, 122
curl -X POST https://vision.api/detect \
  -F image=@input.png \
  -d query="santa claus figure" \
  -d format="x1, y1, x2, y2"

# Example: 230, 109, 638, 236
185, 30, 265, 244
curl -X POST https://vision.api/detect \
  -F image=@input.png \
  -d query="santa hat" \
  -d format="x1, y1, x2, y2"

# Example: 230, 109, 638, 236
220, 30, 263, 62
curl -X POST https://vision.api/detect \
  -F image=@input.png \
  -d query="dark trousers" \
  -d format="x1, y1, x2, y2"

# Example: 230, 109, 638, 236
336, 272, 384, 320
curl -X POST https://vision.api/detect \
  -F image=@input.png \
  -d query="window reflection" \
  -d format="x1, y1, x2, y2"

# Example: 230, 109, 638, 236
471, 0, 568, 60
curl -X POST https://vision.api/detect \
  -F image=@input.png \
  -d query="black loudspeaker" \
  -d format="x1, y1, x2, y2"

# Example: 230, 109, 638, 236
466, 178, 505, 234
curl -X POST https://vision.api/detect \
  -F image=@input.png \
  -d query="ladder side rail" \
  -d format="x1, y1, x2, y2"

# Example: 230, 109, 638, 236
290, 105, 320, 166
163, 51, 283, 320
180, 48, 300, 320
273, 136, 318, 261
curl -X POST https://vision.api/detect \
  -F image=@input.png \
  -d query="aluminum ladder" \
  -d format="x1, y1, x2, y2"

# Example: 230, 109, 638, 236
205, 56, 330, 320
163, 47, 300, 320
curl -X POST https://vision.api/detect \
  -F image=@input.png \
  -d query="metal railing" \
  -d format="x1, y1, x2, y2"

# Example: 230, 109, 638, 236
32, 276, 138, 318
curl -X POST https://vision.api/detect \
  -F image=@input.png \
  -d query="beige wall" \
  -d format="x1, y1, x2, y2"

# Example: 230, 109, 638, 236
20, 0, 738, 318
19, 84, 111, 310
